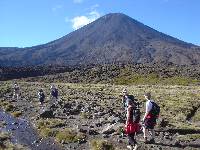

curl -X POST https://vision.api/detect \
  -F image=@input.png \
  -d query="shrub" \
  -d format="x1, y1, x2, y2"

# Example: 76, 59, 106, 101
40, 127, 58, 137
5, 104, 15, 112
11, 111, 22, 117
90, 139, 114, 150
55, 128, 86, 144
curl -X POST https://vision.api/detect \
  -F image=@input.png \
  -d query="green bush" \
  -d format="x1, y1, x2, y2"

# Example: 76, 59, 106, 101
114, 73, 199, 86
11, 111, 22, 117
5, 104, 15, 112
55, 128, 86, 144
40, 127, 58, 137
90, 139, 114, 150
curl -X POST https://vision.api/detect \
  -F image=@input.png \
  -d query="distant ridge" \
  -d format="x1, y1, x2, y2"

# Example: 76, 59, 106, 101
0, 13, 200, 66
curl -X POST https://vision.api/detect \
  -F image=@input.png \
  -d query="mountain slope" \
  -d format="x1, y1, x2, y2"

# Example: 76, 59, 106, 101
1, 13, 200, 66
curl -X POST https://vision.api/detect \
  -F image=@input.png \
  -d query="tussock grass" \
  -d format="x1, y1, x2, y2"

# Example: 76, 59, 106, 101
177, 134, 200, 141
11, 111, 22, 117
55, 128, 86, 143
90, 139, 114, 150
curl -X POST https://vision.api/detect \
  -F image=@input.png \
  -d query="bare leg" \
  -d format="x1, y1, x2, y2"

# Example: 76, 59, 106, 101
150, 129, 155, 139
143, 127, 148, 139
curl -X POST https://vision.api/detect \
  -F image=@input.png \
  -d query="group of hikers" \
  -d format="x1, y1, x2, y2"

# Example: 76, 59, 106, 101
12, 82, 159, 150
12, 82, 59, 105
38, 85, 58, 105
122, 89, 160, 150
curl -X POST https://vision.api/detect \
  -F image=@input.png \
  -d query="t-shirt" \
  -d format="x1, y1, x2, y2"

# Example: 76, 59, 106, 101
146, 99, 154, 113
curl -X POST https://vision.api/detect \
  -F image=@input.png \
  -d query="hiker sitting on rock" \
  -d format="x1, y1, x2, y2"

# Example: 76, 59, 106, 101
125, 99, 141, 150
142, 92, 160, 144
38, 89, 45, 105
12, 82, 20, 100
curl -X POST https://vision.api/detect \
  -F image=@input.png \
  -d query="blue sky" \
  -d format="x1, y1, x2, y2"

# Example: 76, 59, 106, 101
1, 0, 200, 47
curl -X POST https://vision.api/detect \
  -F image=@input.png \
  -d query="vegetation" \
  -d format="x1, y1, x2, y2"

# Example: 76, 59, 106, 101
11, 111, 22, 117
55, 128, 86, 144
0, 131, 28, 150
177, 134, 200, 141
114, 73, 199, 86
90, 139, 114, 150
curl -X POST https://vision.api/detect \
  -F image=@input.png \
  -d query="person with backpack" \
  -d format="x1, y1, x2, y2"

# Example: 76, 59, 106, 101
38, 89, 45, 105
12, 82, 20, 101
142, 92, 160, 144
50, 85, 58, 105
125, 99, 141, 150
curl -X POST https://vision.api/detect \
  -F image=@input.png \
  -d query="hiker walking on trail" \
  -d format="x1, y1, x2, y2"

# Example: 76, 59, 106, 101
50, 85, 58, 103
38, 89, 45, 105
142, 92, 160, 144
125, 99, 141, 150
12, 82, 20, 100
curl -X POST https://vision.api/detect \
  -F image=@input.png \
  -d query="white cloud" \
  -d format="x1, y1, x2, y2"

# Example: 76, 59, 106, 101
52, 5, 63, 12
73, 0, 83, 4
71, 16, 91, 30
70, 10, 100, 30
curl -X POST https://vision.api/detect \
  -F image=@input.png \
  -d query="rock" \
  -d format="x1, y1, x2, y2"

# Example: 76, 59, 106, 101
88, 130, 99, 135
102, 134, 110, 138
95, 123, 102, 127
79, 128, 87, 133
12, 122, 18, 125
101, 124, 116, 135
63, 103, 72, 109
89, 125, 94, 128
159, 118, 169, 127
102, 128, 115, 135
49, 104, 58, 109
78, 138, 87, 144
39, 110, 54, 118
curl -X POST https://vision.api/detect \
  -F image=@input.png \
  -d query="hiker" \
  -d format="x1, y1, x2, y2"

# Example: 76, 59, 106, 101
38, 89, 45, 105
12, 82, 20, 100
50, 85, 58, 103
125, 99, 141, 150
142, 92, 160, 144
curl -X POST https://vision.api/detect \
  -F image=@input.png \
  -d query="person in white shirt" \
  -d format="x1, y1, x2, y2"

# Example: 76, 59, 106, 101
142, 92, 156, 144
12, 82, 20, 100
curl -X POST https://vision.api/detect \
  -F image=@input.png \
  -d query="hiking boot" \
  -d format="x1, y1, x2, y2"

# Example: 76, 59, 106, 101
149, 138, 155, 144
143, 137, 148, 144
127, 145, 133, 150
133, 144, 138, 150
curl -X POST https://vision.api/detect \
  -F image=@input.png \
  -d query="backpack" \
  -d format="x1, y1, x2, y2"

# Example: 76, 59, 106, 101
150, 101, 160, 117
133, 108, 141, 123
39, 92, 45, 100
51, 89, 58, 97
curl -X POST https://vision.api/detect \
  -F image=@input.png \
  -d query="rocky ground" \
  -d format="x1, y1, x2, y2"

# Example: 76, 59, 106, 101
0, 81, 200, 150
1, 64, 200, 84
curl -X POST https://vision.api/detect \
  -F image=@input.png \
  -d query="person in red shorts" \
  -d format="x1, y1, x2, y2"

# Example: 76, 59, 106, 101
142, 92, 159, 144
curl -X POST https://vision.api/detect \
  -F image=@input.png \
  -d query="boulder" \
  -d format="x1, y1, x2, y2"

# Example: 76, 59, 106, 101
39, 110, 54, 118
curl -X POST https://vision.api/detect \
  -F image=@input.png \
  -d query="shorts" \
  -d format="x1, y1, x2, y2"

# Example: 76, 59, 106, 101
144, 118, 156, 129
39, 98, 44, 103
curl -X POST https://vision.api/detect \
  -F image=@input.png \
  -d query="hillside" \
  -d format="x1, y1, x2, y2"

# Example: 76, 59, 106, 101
1, 81, 200, 149
1, 13, 200, 66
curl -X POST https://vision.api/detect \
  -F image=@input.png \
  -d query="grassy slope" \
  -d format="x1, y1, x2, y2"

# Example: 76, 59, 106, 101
1, 81, 200, 130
